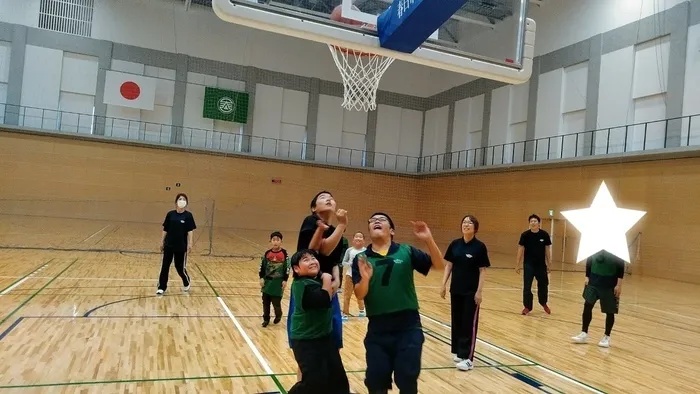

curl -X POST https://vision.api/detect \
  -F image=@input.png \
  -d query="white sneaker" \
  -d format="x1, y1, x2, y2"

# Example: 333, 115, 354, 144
456, 359, 473, 371
183, 285, 190, 292
358, 310, 366, 317
571, 332, 588, 344
452, 354, 463, 362
598, 335, 610, 348
156, 289, 164, 295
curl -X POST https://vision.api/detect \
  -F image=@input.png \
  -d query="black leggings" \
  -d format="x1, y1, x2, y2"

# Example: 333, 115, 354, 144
158, 247, 190, 291
582, 302, 615, 336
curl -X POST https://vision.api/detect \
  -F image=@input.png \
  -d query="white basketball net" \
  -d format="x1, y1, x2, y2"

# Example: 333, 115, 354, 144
328, 44, 395, 112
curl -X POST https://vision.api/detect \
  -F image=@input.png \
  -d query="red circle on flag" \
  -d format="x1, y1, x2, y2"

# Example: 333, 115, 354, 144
120, 81, 141, 100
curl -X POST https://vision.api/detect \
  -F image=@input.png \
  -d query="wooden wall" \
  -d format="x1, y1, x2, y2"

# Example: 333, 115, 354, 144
2, 129, 699, 283
0, 130, 419, 243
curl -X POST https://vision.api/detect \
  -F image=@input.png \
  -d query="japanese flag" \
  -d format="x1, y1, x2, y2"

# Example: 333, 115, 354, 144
103, 70, 157, 110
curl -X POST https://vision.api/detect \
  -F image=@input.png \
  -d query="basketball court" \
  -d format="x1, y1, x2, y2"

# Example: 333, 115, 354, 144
1, 0, 700, 392
0, 219, 698, 393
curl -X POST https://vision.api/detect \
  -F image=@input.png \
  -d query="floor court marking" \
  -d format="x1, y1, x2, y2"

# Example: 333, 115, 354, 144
80, 225, 111, 243
0, 260, 52, 296
0, 363, 541, 390
422, 328, 557, 393
419, 313, 606, 394
0, 258, 79, 327
0, 276, 260, 284
629, 304, 700, 322
195, 262, 286, 393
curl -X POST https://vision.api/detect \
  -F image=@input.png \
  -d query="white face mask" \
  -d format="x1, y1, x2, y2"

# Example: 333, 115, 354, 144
177, 199, 187, 208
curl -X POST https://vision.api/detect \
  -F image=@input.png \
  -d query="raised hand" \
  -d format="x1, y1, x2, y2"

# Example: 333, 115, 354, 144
357, 254, 373, 280
336, 209, 348, 226
411, 220, 433, 241
321, 272, 333, 285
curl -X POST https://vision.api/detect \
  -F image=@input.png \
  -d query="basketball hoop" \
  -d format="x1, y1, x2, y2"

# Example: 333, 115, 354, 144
328, 44, 395, 112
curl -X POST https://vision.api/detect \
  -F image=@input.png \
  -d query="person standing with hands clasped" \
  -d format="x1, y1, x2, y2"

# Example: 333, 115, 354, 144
441, 215, 490, 371
157, 193, 196, 295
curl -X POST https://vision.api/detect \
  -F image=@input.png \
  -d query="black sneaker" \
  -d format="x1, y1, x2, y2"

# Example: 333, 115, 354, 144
262, 321, 269, 327
273, 316, 282, 324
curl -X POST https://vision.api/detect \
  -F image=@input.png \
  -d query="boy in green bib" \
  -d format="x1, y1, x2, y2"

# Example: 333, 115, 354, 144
352, 212, 444, 394
258, 231, 289, 327
288, 249, 350, 394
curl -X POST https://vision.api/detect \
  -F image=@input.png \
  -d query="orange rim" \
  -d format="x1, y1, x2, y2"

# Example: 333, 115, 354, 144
331, 45, 374, 57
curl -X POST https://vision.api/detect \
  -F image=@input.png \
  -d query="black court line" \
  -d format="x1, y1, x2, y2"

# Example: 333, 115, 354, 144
82, 296, 157, 317
422, 328, 557, 393
420, 312, 607, 394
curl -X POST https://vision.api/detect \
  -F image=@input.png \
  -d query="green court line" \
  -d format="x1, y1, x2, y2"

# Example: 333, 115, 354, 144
0, 259, 53, 294
194, 263, 219, 297
0, 364, 540, 389
0, 258, 78, 327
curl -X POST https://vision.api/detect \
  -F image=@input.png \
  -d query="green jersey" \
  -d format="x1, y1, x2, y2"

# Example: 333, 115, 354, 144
290, 277, 332, 340
351, 243, 433, 329
586, 250, 625, 289
259, 248, 289, 297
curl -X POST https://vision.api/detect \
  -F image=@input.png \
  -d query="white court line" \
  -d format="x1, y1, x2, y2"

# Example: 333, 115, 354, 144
630, 304, 700, 322
419, 313, 605, 394
0, 264, 49, 296
80, 225, 111, 243
217, 296, 274, 374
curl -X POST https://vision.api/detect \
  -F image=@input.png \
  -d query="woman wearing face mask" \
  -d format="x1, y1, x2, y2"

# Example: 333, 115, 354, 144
157, 193, 196, 295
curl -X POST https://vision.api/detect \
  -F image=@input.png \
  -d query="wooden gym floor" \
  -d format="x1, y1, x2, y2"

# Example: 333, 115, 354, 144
0, 217, 699, 393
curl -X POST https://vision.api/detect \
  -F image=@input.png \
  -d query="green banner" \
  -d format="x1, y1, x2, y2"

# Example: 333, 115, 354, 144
203, 87, 249, 124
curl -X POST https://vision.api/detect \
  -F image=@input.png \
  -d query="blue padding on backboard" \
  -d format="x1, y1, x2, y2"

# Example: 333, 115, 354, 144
377, 0, 469, 53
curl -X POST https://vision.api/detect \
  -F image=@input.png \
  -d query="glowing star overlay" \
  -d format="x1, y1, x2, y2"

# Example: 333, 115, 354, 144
560, 181, 646, 264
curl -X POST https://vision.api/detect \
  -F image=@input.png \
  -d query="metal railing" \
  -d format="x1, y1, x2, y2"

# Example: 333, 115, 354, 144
421, 114, 700, 172
0, 103, 421, 172
2, 103, 698, 174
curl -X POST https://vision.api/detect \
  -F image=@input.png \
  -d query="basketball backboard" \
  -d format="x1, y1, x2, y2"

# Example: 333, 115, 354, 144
212, 0, 535, 84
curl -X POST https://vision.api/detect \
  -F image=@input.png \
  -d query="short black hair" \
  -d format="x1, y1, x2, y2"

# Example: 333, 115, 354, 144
310, 191, 332, 210
528, 214, 541, 223
175, 193, 188, 203
290, 249, 317, 278
354, 231, 365, 237
369, 212, 395, 229
270, 231, 283, 240
461, 214, 480, 233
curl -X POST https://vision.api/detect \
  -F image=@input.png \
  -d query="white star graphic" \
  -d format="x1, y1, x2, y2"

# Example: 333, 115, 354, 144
560, 181, 646, 264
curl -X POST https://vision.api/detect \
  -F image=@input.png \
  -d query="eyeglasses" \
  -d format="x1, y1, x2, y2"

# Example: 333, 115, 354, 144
368, 217, 389, 224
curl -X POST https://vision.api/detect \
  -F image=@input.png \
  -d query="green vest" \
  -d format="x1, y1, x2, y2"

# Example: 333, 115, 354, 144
362, 243, 419, 317
262, 262, 288, 297
590, 253, 619, 277
290, 277, 332, 340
